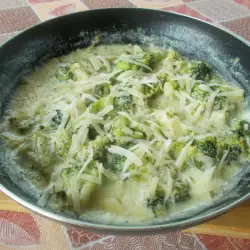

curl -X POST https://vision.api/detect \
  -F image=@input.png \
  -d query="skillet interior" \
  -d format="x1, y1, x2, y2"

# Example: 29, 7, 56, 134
0, 8, 250, 234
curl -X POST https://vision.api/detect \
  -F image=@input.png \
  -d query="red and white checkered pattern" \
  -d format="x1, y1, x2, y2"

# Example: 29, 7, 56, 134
1, 0, 250, 249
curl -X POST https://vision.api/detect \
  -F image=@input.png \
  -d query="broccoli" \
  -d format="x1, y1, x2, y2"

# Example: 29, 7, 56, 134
191, 83, 208, 100
169, 142, 197, 159
116, 61, 133, 71
234, 120, 250, 137
105, 152, 126, 172
193, 157, 204, 170
113, 95, 134, 111
157, 73, 168, 84
140, 53, 155, 70
169, 141, 197, 170
213, 96, 227, 111
166, 109, 176, 118
55, 63, 84, 81
142, 52, 166, 71
146, 194, 165, 216
48, 191, 67, 211
89, 134, 111, 160
82, 98, 94, 108
143, 74, 167, 99
167, 77, 180, 91
111, 116, 130, 144
116, 52, 161, 72
68, 63, 84, 81
55, 66, 71, 81
88, 125, 98, 140
89, 96, 113, 114
192, 62, 212, 81
217, 133, 248, 163
143, 82, 163, 99
157, 73, 179, 92
51, 110, 63, 127
169, 141, 186, 159
131, 129, 145, 139
110, 116, 145, 143
171, 180, 190, 203
194, 137, 217, 158
92, 83, 111, 98
147, 195, 164, 208
111, 116, 130, 131
146, 192, 168, 217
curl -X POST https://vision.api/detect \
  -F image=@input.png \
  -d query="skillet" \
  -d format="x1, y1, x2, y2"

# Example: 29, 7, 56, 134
1, 8, 250, 235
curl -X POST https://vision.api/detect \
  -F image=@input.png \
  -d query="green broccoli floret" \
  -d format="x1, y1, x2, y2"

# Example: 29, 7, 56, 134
143, 83, 163, 99
142, 52, 166, 71
89, 96, 113, 114
89, 134, 111, 160
93, 83, 111, 98
171, 180, 190, 203
82, 98, 94, 108
116, 61, 132, 71
49, 191, 67, 211
113, 95, 134, 111
111, 116, 130, 132
157, 73, 168, 84
141, 53, 157, 70
166, 109, 176, 118
131, 129, 145, 139
192, 62, 212, 81
191, 83, 208, 100
146, 194, 165, 216
116, 61, 142, 72
51, 109, 63, 127
146, 189, 168, 217
194, 137, 217, 158
111, 116, 130, 144
169, 142, 197, 170
55, 66, 72, 81
234, 120, 250, 137
217, 133, 248, 163
157, 73, 179, 92
110, 116, 145, 143
88, 125, 98, 140
147, 195, 164, 208
193, 157, 204, 170
169, 141, 186, 159
116, 52, 162, 72
213, 96, 227, 111
141, 53, 154, 66
143, 80, 164, 99
169, 141, 197, 158
55, 63, 82, 81
105, 152, 126, 172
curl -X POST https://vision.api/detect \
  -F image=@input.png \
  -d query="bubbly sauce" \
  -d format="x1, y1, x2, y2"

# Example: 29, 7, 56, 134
1, 44, 249, 224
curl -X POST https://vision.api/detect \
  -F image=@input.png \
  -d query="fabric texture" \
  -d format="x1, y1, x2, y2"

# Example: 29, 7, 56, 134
1, 0, 250, 249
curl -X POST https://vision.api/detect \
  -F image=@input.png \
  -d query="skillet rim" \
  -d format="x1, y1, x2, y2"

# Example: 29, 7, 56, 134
0, 7, 250, 233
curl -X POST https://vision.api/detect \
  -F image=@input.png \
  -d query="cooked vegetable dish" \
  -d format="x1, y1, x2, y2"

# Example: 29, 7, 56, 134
1, 43, 250, 223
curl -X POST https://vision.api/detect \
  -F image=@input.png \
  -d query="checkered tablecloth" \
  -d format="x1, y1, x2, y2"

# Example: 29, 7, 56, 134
1, 1, 250, 249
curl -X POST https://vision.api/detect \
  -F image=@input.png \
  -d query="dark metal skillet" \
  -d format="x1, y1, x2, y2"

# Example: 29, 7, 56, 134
0, 8, 250, 235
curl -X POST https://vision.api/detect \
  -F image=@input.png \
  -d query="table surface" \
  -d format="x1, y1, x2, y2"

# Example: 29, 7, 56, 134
1, 0, 250, 249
